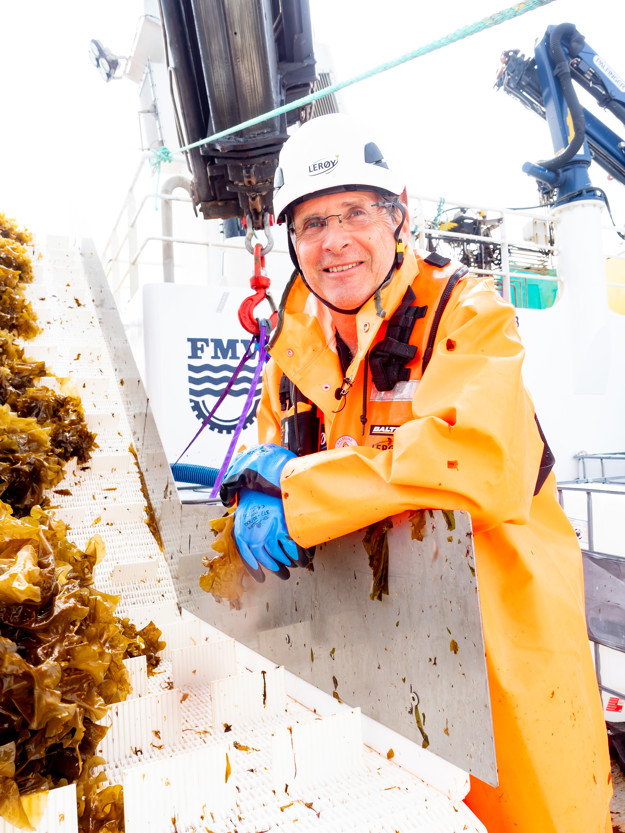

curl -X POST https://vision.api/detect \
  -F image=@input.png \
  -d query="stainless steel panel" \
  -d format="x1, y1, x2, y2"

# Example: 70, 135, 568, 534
185, 507, 497, 784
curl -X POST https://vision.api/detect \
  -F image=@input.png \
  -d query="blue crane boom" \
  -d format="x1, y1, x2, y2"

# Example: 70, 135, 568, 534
496, 22, 625, 202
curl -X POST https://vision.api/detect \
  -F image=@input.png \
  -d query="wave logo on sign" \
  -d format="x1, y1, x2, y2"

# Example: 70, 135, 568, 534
187, 337, 261, 434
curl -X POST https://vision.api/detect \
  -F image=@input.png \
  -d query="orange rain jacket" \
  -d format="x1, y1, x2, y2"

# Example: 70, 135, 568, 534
256, 247, 612, 833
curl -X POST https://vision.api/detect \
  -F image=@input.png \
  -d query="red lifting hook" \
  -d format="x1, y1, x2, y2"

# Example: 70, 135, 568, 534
238, 243, 278, 335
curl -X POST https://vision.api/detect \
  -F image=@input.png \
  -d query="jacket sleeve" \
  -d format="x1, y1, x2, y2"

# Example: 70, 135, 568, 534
280, 280, 545, 548
256, 362, 283, 445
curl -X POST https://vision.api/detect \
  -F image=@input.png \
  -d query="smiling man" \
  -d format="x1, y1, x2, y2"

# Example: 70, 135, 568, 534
288, 190, 408, 350
219, 113, 612, 832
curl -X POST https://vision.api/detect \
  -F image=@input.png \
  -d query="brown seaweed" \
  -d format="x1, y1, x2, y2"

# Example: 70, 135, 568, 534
0, 215, 125, 830
117, 618, 166, 676
0, 226, 96, 515
128, 445, 164, 552
0, 237, 33, 286
200, 510, 247, 607
0, 505, 131, 829
363, 518, 392, 602
0, 213, 33, 247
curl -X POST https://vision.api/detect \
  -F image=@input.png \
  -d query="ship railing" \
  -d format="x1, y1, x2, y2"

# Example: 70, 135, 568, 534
411, 195, 558, 307
557, 481, 625, 714
100, 162, 562, 311
572, 451, 625, 484
99, 153, 290, 310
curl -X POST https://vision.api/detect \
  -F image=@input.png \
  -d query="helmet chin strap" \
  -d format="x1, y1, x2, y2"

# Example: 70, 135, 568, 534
287, 202, 407, 317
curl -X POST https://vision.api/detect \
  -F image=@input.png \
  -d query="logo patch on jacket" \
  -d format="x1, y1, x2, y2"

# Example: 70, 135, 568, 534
334, 435, 358, 448
369, 424, 400, 435
187, 336, 261, 434
371, 438, 393, 451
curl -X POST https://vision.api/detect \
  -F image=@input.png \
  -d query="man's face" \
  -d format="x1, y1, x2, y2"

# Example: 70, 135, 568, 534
291, 190, 398, 311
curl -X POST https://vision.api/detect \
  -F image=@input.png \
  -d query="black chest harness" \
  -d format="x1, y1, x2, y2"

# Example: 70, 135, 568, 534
278, 252, 554, 495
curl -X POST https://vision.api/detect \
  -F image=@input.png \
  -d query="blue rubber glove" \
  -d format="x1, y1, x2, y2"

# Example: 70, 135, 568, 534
220, 443, 296, 507
233, 488, 313, 582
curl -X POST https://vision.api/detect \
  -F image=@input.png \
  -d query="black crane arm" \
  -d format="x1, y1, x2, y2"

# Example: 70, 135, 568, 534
159, 0, 318, 229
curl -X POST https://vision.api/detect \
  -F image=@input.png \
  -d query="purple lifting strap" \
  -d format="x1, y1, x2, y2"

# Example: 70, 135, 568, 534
208, 321, 270, 499
172, 335, 257, 467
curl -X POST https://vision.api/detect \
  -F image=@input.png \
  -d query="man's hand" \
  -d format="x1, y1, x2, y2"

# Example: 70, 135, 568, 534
233, 489, 313, 582
220, 443, 296, 507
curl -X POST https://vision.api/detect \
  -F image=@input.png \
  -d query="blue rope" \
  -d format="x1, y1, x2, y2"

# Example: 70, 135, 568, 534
150, 0, 554, 172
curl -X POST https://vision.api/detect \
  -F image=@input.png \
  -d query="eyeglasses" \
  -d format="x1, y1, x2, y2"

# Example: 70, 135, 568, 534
289, 201, 395, 242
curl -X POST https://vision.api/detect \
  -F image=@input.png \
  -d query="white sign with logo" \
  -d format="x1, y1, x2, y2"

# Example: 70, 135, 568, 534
143, 283, 266, 471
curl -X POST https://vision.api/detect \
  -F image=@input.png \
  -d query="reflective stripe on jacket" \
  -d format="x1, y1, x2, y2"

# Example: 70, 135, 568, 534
256, 247, 611, 832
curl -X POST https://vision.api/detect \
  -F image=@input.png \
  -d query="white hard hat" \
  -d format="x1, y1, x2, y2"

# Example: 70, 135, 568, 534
273, 113, 405, 222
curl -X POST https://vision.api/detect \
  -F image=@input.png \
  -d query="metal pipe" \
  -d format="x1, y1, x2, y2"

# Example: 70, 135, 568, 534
128, 191, 138, 297
111, 235, 291, 296
499, 214, 511, 304
558, 485, 625, 497
423, 227, 555, 254
598, 681, 625, 696
586, 490, 594, 552
113, 235, 211, 295
134, 234, 208, 265
160, 176, 193, 282
424, 229, 503, 246
102, 152, 152, 259
105, 193, 194, 277
130, 192, 191, 231
415, 200, 427, 250
408, 192, 552, 222
211, 239, 288, 255
469, 266, 556, 280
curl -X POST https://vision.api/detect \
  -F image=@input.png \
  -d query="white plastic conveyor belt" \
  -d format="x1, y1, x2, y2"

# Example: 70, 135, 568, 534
0, 236, 486, 833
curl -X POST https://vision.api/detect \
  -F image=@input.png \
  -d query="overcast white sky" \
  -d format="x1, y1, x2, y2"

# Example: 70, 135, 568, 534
1, 0, 624, 250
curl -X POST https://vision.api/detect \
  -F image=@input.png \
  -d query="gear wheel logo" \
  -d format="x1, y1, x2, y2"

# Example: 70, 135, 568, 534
187, 337, 261, 434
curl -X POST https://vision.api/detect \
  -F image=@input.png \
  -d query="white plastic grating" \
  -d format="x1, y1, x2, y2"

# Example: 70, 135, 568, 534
122, 600, 181, 631
211, 665, 287, 727
60, 451, 137, 477
271, 708, 364, 788
48, 472, 147, 513
0, 237, 487, 833
159, 618, 203, 658
122, 743, 234, 832
171, 639, 238, 688
98, 688, 183, 764
69, 518, 162, 563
